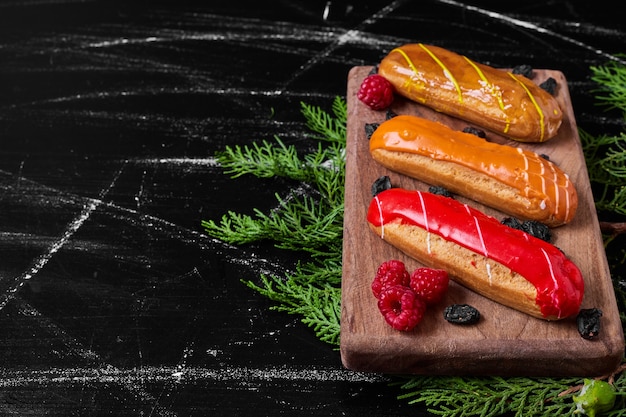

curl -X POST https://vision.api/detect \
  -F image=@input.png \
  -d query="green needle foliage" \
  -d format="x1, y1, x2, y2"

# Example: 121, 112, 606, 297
203, 61, 626, 415
394, 376, 582, 417
582, 58, 626, 219
202, 96, 346, 345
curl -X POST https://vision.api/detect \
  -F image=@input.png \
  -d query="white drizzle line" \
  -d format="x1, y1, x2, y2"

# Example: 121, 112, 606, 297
374, 195, 385, 240
518, 148, 528, 170
540, 247, 562, 317
540, 174, 547, 206
416, 191, 431, 254
563, 174, 571, 221
533, 155, 553, 212
549, 162, 560, 217
465, 204, 492, 284
518, 148, 530, 185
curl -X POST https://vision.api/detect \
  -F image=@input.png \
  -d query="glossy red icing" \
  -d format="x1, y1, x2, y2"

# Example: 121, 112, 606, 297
367, 188, 584, 319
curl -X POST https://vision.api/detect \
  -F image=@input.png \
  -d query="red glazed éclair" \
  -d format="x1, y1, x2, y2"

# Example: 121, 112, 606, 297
378, 43, 563, 142
367, 188, 584, 320
369, 115, 578, 227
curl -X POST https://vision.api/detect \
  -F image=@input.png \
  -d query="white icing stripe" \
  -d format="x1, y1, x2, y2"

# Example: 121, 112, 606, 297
463, 204, 493, 286
518, 148, 528, 170
540, 247, 562, 317
548, 162, 560, 217
537, 157, 547, 202
518, 148, 530, 184
374, 195, 385, 240
563, 174, 571, 221
541, 247, 559, 288
466, 204, 488, 258
465, 204, 493, 284
416, 191, 432, 254
508, 148, 574, 223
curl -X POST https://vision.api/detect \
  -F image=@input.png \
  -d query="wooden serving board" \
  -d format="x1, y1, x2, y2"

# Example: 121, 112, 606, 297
340, 66, 624, 376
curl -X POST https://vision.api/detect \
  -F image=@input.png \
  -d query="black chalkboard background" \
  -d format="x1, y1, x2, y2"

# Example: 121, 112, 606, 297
0, 1, 624, 415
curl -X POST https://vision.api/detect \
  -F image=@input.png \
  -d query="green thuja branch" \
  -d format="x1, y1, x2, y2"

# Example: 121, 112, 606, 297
590, 57, 626, 116
202, 96, 346, 344
245, 272, 341, 345
301, 95, 347, 143
581, 59, 626, 218
395, 376, 581, 417
580, 129, 626, 216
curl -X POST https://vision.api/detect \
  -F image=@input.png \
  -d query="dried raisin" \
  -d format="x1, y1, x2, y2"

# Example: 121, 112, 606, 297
540, 77, 557, 95
444, 304, 480, 325
512, 64, 533, 79
520, 220, 552, 242
577, 308, 602, 340
429, 186, 452, 198
462, 126, 486, 138
364, 123, 379, 140
372, 176, 392, 197
501, 217, 551, 242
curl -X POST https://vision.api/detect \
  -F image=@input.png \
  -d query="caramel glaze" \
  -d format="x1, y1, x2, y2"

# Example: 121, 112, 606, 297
370, 115, 578, 226
378, 43, 563, 142
367, 188, 584, 319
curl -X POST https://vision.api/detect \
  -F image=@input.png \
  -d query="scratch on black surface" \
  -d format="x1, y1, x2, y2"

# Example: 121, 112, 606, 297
280, 0, 410, 91
436, 0, 626, 64
0, 164, 296, 415
0, 364, 384, 387
0, 164, 126, 311
0, 163, 294, 286
14, 298, 101, 361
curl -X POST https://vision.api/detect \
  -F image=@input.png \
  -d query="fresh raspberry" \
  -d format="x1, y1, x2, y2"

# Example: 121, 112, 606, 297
377, 285, 427, 331
372, 259, 410, 299
409, 267, 449, 305
357, 74, 395, 110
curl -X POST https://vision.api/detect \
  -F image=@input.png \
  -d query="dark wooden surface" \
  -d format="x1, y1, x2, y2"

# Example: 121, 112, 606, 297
0, 1, 624, 415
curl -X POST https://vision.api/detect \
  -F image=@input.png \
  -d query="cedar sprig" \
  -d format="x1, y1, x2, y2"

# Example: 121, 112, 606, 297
244, 272, 341, 345
201, 98, 346, 256
201, 193, 343, 257
214, 136, 344, 186
394, 376, 582, 417
301, 96, 347, 143
580, 130, 626, 216
202, 97, 346, 344
590, 57, 626, 115
585, 58, 626, 217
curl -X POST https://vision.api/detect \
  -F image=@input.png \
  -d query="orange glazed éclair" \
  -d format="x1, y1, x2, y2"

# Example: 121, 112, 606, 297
378, 43, 563, 142
369, 115, 578, 227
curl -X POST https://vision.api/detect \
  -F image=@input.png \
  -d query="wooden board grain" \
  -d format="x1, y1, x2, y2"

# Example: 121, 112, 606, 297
340, 66, 624, 376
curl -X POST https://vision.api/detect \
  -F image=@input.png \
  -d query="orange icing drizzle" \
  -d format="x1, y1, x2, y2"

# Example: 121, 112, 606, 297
370, 115, 573, 220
